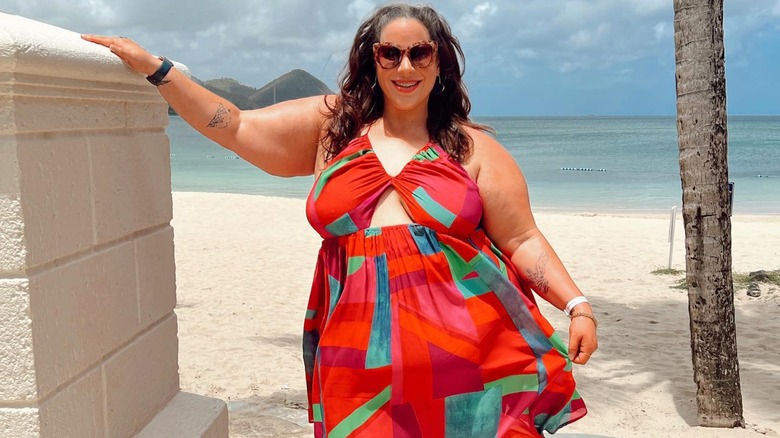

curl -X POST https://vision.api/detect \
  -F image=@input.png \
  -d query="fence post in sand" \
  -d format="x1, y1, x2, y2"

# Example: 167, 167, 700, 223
668, 206, 678, 269
0, 13, 227, 438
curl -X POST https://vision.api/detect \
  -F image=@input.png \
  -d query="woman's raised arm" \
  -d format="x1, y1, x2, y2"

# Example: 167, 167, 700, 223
81, 35, 329, 177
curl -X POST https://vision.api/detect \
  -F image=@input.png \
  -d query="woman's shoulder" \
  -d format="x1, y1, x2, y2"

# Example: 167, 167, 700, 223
462, 125, 512, 175
464, 125, 499, 150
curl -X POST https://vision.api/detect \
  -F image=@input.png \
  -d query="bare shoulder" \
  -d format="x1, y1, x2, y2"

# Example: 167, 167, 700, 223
463, 127, 535, 253
462, 125, 515, 183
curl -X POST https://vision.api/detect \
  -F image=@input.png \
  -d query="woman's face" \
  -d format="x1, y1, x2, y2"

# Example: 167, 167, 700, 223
375, 18, 439, 114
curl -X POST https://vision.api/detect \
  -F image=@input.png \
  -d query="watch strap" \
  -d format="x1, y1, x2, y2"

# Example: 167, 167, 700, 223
146, 56, 173, 86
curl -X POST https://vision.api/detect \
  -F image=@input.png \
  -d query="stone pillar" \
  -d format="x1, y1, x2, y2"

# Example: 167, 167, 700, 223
0, 13, 227, 438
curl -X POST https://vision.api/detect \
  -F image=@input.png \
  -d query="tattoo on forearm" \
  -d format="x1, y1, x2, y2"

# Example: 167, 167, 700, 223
207, 103, 231, 129
525, 252, 550, 294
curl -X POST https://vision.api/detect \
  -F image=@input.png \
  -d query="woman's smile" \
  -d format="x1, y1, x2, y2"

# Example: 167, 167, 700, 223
391, 79, 422, 92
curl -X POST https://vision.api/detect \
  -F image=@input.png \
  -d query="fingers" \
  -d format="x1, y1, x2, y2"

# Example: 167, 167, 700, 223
81, 35, 135, 53
569, 340, 594, 364
568, 331, 598, 365
567, 337, 579, 362
80, 35, 158, 75
567, 326, 584, 361
80, 34, 118, 47
571, 344, 594, 364
572, 350, 592, 365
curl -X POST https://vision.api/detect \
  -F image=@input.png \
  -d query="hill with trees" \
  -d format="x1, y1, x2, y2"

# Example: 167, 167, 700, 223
170, 69, 332, 114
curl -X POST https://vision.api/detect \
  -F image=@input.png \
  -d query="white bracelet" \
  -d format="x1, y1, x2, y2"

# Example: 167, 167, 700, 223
564, 296, 589, 316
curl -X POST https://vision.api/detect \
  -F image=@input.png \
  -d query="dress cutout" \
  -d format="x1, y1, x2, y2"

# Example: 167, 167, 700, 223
304, 135, 586, 437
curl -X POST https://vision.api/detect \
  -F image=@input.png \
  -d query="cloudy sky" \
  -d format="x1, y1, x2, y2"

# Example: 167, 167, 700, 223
5, 0, 779, 115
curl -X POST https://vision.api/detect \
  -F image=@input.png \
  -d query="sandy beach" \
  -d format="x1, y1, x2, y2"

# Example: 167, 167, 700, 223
171, 191, 780, 438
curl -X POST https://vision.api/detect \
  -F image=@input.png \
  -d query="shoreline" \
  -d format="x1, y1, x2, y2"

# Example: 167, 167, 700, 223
171, 192, 780, 438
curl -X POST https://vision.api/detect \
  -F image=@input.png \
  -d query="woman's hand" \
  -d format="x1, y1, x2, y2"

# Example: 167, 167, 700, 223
81, 35, 162, 77
567, 305, 598, 365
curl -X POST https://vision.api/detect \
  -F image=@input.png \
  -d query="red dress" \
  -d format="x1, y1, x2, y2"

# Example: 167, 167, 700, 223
303, 135, 586, 437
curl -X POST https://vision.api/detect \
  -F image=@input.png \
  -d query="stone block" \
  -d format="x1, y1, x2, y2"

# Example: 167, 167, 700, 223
104, 314, 179, 438
133, 392, 228, 438
16, 135, 93, 267
126, 101, 170, 130
0, 408, 40, 438
0, 137, 20, 196
39, 368, 104, 438
0, 94, 14, 135
90, 133, 173, 244
0, 195, 26, 273
13, 95, 125, 134
0, 279, 36, 401
29, 243, 138, 395
135, 226, 177, 328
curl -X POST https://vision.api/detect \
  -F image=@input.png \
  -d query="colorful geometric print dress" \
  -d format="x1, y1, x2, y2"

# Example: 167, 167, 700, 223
304, 134, 586, 437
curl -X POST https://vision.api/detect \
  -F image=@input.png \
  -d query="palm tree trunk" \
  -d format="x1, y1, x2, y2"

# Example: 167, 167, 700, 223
673, 0, 744, 428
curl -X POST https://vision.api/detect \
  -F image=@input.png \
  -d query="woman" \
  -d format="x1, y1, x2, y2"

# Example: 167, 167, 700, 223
84, 4, 596, 437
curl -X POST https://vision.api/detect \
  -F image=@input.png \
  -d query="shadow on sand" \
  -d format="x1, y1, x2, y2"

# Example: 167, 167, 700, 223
562, 290, 779, 434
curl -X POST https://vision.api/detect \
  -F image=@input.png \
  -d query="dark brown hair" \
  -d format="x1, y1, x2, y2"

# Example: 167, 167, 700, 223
322, 4, 492, 163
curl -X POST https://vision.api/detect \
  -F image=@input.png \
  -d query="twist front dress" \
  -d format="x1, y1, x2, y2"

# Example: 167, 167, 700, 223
304, 135, 586, 437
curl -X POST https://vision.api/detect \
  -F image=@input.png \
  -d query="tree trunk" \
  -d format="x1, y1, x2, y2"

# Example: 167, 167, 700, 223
673, 0, 744, 428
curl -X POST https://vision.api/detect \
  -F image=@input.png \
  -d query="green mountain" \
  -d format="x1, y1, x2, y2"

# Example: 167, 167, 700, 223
249, 69, 333, 108
201, 77, 257, 110
170, 70, 332, 114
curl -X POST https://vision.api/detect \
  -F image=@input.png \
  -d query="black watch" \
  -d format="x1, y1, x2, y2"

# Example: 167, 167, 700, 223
146, 56, 173, 86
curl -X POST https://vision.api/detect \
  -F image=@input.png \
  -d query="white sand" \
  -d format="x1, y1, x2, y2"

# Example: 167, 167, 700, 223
172, 192, 780, 438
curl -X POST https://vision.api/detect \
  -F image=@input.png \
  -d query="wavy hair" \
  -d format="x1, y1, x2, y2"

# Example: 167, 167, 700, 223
322, 4, 492, 163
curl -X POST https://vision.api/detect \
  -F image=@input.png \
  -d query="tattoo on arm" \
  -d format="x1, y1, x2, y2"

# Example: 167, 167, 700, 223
525, 252, 550, 294
206, 103, 231, 129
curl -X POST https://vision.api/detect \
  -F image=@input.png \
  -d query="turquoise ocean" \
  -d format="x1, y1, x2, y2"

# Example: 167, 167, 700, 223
168, 115, 780, 214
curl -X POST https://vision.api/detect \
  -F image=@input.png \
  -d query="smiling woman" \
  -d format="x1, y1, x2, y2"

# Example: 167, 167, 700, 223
82, 3, 594, 437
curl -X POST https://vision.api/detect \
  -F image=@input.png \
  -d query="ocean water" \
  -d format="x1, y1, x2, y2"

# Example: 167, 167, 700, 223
168, 115, 780, 214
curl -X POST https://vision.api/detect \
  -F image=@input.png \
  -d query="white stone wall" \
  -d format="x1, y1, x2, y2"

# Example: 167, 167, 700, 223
0, 12, 226, 438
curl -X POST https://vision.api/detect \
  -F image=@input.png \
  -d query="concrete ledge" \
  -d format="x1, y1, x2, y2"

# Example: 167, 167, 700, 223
0, 12, 190, 88
133, 392, 228, 438
0, 13, 147, 86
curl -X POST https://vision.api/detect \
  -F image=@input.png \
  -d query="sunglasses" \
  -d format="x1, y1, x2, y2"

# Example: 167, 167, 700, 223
372, 40, 438, 69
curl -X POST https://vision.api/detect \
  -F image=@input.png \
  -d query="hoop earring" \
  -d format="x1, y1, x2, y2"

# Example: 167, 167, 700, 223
433, 75, 446, 95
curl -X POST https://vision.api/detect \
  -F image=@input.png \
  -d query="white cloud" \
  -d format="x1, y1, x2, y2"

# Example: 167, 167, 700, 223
84, 0, 117, 24
514, 48, 538, 59
567, 23, 610, 49
347, 0, 376, 22
506, 65, 524, 80
559, 61, 589, 73
474, 2, 497, 18
457, 2, 498, 38
632, 0, 668, 15
653, 22, 668, 41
